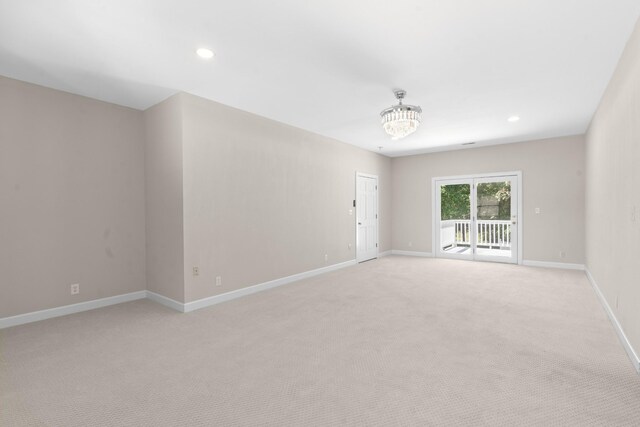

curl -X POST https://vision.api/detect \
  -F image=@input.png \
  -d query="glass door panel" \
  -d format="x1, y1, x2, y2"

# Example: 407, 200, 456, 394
436, 180, 473, 260
474, 177, 518, 263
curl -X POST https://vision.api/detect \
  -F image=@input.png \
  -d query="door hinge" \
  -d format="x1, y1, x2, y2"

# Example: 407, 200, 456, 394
376, 243, 378, 247
376, 214, 378, 219
375, 185, 378, 190
353, 200, 356, 207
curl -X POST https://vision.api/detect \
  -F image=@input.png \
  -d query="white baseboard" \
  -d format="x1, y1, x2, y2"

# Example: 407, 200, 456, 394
146, 291, 185, 313
0, 291, 147, 329
391, 250, 433, 257
183, 259, 357, 313
378, 250, 392, 257
522, 260, 585, 270
0, 261, 359, 328
585, 269, 640, 373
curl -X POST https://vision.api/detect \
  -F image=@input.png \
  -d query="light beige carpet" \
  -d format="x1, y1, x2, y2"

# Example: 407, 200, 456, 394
1, 257, 639, 426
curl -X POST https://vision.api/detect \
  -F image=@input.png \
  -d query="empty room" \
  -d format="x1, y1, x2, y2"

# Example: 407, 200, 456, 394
1, 1, 639, 425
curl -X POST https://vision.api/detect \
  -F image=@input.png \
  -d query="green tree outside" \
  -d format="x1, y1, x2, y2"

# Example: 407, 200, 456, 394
476, 182, 511, 220
440, 184, 470, 220
441, 182, 511, 220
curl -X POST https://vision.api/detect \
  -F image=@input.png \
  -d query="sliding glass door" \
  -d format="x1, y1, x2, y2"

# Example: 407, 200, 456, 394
435, 174, 519, 264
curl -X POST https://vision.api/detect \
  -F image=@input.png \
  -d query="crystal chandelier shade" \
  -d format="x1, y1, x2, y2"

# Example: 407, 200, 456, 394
380, 90, 422, 140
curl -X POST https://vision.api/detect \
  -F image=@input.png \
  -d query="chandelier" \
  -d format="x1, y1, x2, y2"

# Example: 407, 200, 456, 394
380, 89, 422, 140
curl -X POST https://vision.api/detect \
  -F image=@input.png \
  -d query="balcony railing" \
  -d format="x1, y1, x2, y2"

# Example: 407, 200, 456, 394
441, 220, 511, 249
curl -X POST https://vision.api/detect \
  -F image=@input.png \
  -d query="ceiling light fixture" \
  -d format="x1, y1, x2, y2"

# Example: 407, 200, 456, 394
196, 48, 214, 59
507, 115, 520, 123
380, 89, 422, 140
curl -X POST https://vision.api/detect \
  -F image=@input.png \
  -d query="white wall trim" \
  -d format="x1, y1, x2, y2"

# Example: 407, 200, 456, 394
0, 291, 147, 329
183, 259, 357, 313
0, 261, 359, 328
145, 291, 185, 313
378, 250, 392, 257
387, 254, 586, 270
522, 260, 585, 270
391, 250, 433, 257
585, 269, 640, 373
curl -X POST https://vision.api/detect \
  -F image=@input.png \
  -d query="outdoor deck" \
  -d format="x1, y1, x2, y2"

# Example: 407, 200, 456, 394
441, 219, 513, 258
443, 246, 512, 257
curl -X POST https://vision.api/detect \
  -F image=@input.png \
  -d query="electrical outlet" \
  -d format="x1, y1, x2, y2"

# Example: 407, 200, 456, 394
70, 283, 80, 295
215, 276, 222, 287
408, 241, 413, 247
324, 254, 328, 262
559, 251, 566, 258
535, 208, 541, 214
193, 266, 199, 276
348, 243, 352, 249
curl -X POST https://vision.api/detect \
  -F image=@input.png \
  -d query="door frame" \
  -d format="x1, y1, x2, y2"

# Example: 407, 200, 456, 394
355, 172, 379, 262
431, 171, 523, 265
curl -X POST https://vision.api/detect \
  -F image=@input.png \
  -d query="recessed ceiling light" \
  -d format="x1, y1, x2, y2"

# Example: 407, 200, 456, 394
196, 48, 214, 59
507, 115, 520, 123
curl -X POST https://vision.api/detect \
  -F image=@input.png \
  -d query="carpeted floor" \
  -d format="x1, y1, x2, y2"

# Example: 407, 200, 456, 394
1, 257, 639, 426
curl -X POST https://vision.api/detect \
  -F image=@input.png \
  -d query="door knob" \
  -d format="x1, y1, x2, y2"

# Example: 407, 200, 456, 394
358, 222, 362, 225
512, 221, 517, 224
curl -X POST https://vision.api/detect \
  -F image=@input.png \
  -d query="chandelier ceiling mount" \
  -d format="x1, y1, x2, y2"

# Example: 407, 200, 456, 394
380, 89, 422, 140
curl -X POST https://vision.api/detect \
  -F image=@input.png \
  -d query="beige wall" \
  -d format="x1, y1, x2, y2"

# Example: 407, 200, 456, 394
0, 76, 146, 318
585, 19, 640, 357
144, 94, 185, 302
0, 79, 391, 316
0, 73, 597, 319
180, 93, 391, 302
391, 135, 585, 264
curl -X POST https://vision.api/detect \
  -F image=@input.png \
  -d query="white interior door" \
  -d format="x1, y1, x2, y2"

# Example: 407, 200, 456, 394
356, 173, 378, 262
434, 173, 520, 264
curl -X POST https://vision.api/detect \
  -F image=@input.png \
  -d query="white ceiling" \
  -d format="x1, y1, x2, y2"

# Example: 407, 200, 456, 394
1, 1, 639, 156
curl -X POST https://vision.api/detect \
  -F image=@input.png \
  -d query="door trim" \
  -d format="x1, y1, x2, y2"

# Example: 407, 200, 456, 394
431, 171, 523, 265
356, 172, 379, 262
